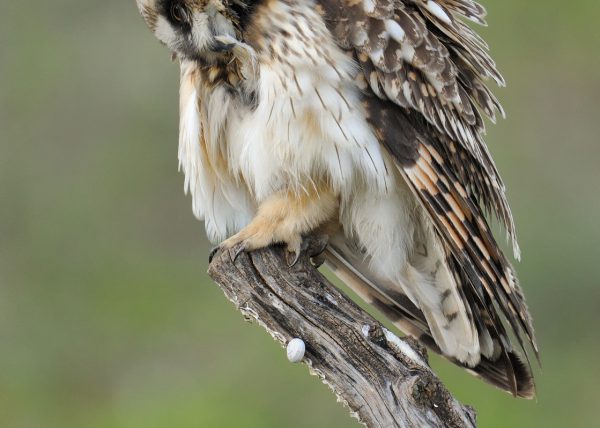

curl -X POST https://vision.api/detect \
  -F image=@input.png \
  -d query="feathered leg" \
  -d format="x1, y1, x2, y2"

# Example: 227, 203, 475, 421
220, 183, 337, 260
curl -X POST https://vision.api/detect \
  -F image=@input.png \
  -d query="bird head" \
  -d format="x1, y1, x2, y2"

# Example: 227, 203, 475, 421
136, 0, 239, 62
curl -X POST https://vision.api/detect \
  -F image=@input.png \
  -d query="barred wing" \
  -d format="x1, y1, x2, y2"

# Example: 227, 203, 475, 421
317, 0, 539, 396
318, 0, 517, 251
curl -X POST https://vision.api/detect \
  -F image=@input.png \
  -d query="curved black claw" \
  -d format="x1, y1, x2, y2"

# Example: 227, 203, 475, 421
212, 40, 235, 52
309, 235, 329, 268
231, 243, 246, 262
288, 234, 329, 268
210, 242, 247, 264
209, 246, 221, 264
288, 248, 303, 268
310, 247, 327, 268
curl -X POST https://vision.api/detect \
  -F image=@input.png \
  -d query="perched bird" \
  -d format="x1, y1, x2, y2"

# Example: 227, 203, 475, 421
136, 0, 538, 397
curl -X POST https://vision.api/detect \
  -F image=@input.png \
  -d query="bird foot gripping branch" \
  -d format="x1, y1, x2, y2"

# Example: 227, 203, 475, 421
211, 233, 329, 268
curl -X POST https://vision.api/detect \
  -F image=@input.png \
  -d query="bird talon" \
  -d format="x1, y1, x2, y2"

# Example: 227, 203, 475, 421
311, 251, 326, 268
312, 236, 329, 265
287, 234, 329, 268
288, 249, 302, 267
209, 245, 222, 263
231, 243, 247, 262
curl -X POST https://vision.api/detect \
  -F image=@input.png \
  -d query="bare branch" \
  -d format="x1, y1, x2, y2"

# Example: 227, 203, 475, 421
208, 241, 477, 428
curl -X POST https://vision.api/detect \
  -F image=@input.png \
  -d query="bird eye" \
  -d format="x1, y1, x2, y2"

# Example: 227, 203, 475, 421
170, 3, 187, 24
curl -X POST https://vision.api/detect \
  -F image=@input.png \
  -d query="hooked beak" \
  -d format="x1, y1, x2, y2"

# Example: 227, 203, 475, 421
211, 39, 236, 52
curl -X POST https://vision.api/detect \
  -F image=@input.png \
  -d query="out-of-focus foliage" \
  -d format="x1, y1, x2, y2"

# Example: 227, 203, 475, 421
1, 1, 599, 427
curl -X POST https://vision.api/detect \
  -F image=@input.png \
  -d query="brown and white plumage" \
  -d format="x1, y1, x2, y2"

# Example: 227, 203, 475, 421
136, 0, 538, 397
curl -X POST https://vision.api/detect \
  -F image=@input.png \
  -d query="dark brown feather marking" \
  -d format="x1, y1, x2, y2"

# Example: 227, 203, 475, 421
317, 0, 518, 250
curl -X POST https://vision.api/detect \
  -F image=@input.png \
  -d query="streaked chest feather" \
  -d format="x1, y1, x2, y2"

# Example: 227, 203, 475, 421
187, 0, 391, 203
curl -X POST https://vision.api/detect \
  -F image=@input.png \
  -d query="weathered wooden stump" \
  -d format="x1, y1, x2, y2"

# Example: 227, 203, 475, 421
208, 241, 477, 428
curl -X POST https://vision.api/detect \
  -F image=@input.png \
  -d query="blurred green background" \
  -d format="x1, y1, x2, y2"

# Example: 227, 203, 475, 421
1, 1, 599, 427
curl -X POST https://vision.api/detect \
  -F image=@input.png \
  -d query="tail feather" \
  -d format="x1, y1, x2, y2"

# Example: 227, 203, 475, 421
325, 242, 535, 398
469, 352, 536, 399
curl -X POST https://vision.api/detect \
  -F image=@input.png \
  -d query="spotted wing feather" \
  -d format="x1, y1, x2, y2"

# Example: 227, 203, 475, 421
317, 0, 518, 256
403, 134, 537, 359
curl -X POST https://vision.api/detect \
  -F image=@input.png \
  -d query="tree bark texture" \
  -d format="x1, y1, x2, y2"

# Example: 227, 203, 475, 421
208, 241, 477, 428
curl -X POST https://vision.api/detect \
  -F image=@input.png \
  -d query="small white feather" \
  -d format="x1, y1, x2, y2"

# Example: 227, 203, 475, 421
384, 19, 405, 43
425, 1, 452, 25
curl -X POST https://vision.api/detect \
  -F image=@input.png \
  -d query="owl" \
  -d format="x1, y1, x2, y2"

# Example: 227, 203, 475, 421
136, 0, 538, 397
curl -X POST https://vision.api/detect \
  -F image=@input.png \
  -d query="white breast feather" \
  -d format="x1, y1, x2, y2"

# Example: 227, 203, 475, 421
225, 1, 391, 203
178, 61, 255, 242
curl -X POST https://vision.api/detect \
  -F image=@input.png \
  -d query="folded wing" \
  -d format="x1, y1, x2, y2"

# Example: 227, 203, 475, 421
317, 0, 539, 396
